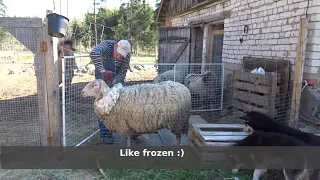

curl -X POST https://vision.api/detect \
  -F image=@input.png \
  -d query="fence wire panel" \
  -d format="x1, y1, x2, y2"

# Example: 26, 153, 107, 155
61, 55, 98, 146
59, 57, 307, 146
0, 20, 47, 146
154, 63, 224, 112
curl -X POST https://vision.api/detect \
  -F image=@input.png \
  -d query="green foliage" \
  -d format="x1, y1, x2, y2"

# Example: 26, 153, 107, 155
0, 0, 6, 17
67, 0, 159, 54
0, 0, 8, 43
114, 0, 158, 54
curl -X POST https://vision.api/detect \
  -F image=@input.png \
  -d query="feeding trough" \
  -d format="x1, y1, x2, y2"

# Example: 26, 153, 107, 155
46, 13, 69, 38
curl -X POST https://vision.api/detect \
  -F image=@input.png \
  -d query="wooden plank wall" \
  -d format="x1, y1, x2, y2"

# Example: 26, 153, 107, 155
167, 0, 199, 17
158, 27, 191, 74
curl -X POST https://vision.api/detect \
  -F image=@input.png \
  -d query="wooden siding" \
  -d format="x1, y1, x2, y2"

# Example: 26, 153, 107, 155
158, 27, 191, 74
166, 0, 213, 17
195, 27, 204, 64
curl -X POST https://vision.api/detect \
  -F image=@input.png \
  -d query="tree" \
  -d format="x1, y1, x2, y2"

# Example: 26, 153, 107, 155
115, 0, 158, 54
60, 0, 159, 54
0, 0, 6, 16
0, 0, 9, 44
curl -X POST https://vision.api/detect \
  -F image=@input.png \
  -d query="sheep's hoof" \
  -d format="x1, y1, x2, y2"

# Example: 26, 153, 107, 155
131, 135, 139, 140
126, 136, 131, 147
100, 136, 114, 145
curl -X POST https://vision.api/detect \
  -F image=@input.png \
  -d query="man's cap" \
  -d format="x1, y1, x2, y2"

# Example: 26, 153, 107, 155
117, 40, 131, 57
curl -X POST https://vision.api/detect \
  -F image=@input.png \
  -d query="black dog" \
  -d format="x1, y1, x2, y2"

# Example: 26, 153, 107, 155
239, 111, 320, 146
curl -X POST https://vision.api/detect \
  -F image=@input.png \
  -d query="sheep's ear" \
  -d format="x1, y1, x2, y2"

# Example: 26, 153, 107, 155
203, 71, 214, 83
97, 79, 110, 95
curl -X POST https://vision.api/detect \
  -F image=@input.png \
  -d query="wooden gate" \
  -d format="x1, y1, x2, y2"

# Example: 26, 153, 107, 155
157, 27, 191, 74
0, 17, 48, 146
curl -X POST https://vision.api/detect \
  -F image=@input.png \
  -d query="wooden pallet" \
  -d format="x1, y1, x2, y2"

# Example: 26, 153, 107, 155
189, 123, 251, 162
242, 57, 291, 121
232, 70, 281, 118
189, 123, 250, 146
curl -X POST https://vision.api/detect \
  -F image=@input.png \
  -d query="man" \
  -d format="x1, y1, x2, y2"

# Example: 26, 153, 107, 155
90, 39, 132, 144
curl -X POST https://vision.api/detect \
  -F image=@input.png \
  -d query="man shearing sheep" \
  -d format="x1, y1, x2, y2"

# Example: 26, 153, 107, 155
89, 39, 132, 144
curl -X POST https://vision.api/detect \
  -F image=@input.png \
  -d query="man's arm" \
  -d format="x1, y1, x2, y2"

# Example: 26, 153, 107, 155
112, 54, 131, 85
89, 40, 113, 72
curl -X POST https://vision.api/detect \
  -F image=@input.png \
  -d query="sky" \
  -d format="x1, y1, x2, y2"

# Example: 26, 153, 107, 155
3, 0, 157, 20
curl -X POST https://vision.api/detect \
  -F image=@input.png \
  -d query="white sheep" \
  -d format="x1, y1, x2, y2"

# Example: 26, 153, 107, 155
184, 71, 216, 109
153, 69, 187, 85
81, 79, 192, 147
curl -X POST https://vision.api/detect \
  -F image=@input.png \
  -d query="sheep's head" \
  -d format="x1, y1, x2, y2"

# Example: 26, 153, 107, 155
153, 75, 165, 83
81, 79, 111, 100
202, 71, 216, 85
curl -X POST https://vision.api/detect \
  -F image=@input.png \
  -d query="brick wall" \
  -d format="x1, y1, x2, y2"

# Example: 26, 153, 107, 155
169, 0, 320, 75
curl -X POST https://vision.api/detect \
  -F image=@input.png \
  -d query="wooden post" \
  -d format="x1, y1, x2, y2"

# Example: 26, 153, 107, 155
289, 18, 308, 128
190, 27, 196, 73
41, 11, 61, 146
202, 24, 212, 74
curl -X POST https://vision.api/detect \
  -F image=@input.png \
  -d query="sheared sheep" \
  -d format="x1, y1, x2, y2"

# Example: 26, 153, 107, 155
81, 79, 192, 147
153, 69, 187, 85
184, 71, 216, 109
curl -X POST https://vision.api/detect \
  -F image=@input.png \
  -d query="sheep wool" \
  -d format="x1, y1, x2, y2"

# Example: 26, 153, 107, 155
95, 83, 124, 115
90, 80, 192, 145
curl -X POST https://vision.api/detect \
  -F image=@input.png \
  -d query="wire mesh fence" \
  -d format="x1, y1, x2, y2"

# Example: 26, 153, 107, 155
0, 22, 47, 146
154, 63, 224, 111
60, 51, 316, 147
60, 54, 227, 146
60, 55, 98, 146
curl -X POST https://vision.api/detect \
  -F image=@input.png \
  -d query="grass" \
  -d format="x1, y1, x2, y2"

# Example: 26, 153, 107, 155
104, 169, 252, 180
0, 169, 252, 180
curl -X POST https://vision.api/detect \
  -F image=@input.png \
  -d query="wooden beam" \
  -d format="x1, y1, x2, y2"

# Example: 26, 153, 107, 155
0, 17, 43, 28
189, 11, 231, 26
201, 24, 212, 74
289, 18, 308, 128
190, 27, 196, 72
41, 21, 61, 146
170, 0, 221, 18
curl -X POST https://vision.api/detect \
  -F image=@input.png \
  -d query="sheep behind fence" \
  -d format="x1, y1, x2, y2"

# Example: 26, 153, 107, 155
59, 59, 225, 146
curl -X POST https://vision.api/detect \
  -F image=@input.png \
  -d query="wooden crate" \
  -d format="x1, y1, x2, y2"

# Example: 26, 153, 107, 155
188, 123, 250, 163
242, 57, 291, 121
232, 70, 281, 118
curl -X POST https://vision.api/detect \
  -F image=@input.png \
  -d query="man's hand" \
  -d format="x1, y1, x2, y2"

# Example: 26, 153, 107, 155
100, 70, 113, 83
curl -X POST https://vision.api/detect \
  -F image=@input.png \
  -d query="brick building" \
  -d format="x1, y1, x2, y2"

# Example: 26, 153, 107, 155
157, 0, 320, 82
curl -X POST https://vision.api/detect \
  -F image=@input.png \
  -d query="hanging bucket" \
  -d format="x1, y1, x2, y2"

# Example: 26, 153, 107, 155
46, 13, 69, 38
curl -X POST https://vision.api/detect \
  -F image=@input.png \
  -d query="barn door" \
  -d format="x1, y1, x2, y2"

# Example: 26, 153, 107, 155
158, 27, 191, 75
209, 29, 224, 63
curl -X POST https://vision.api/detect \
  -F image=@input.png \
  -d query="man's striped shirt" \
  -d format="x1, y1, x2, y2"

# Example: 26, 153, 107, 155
90, 40, 131, 85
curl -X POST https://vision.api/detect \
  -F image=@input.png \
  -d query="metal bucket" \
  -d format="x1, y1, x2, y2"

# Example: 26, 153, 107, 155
46, 13, 69, 38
